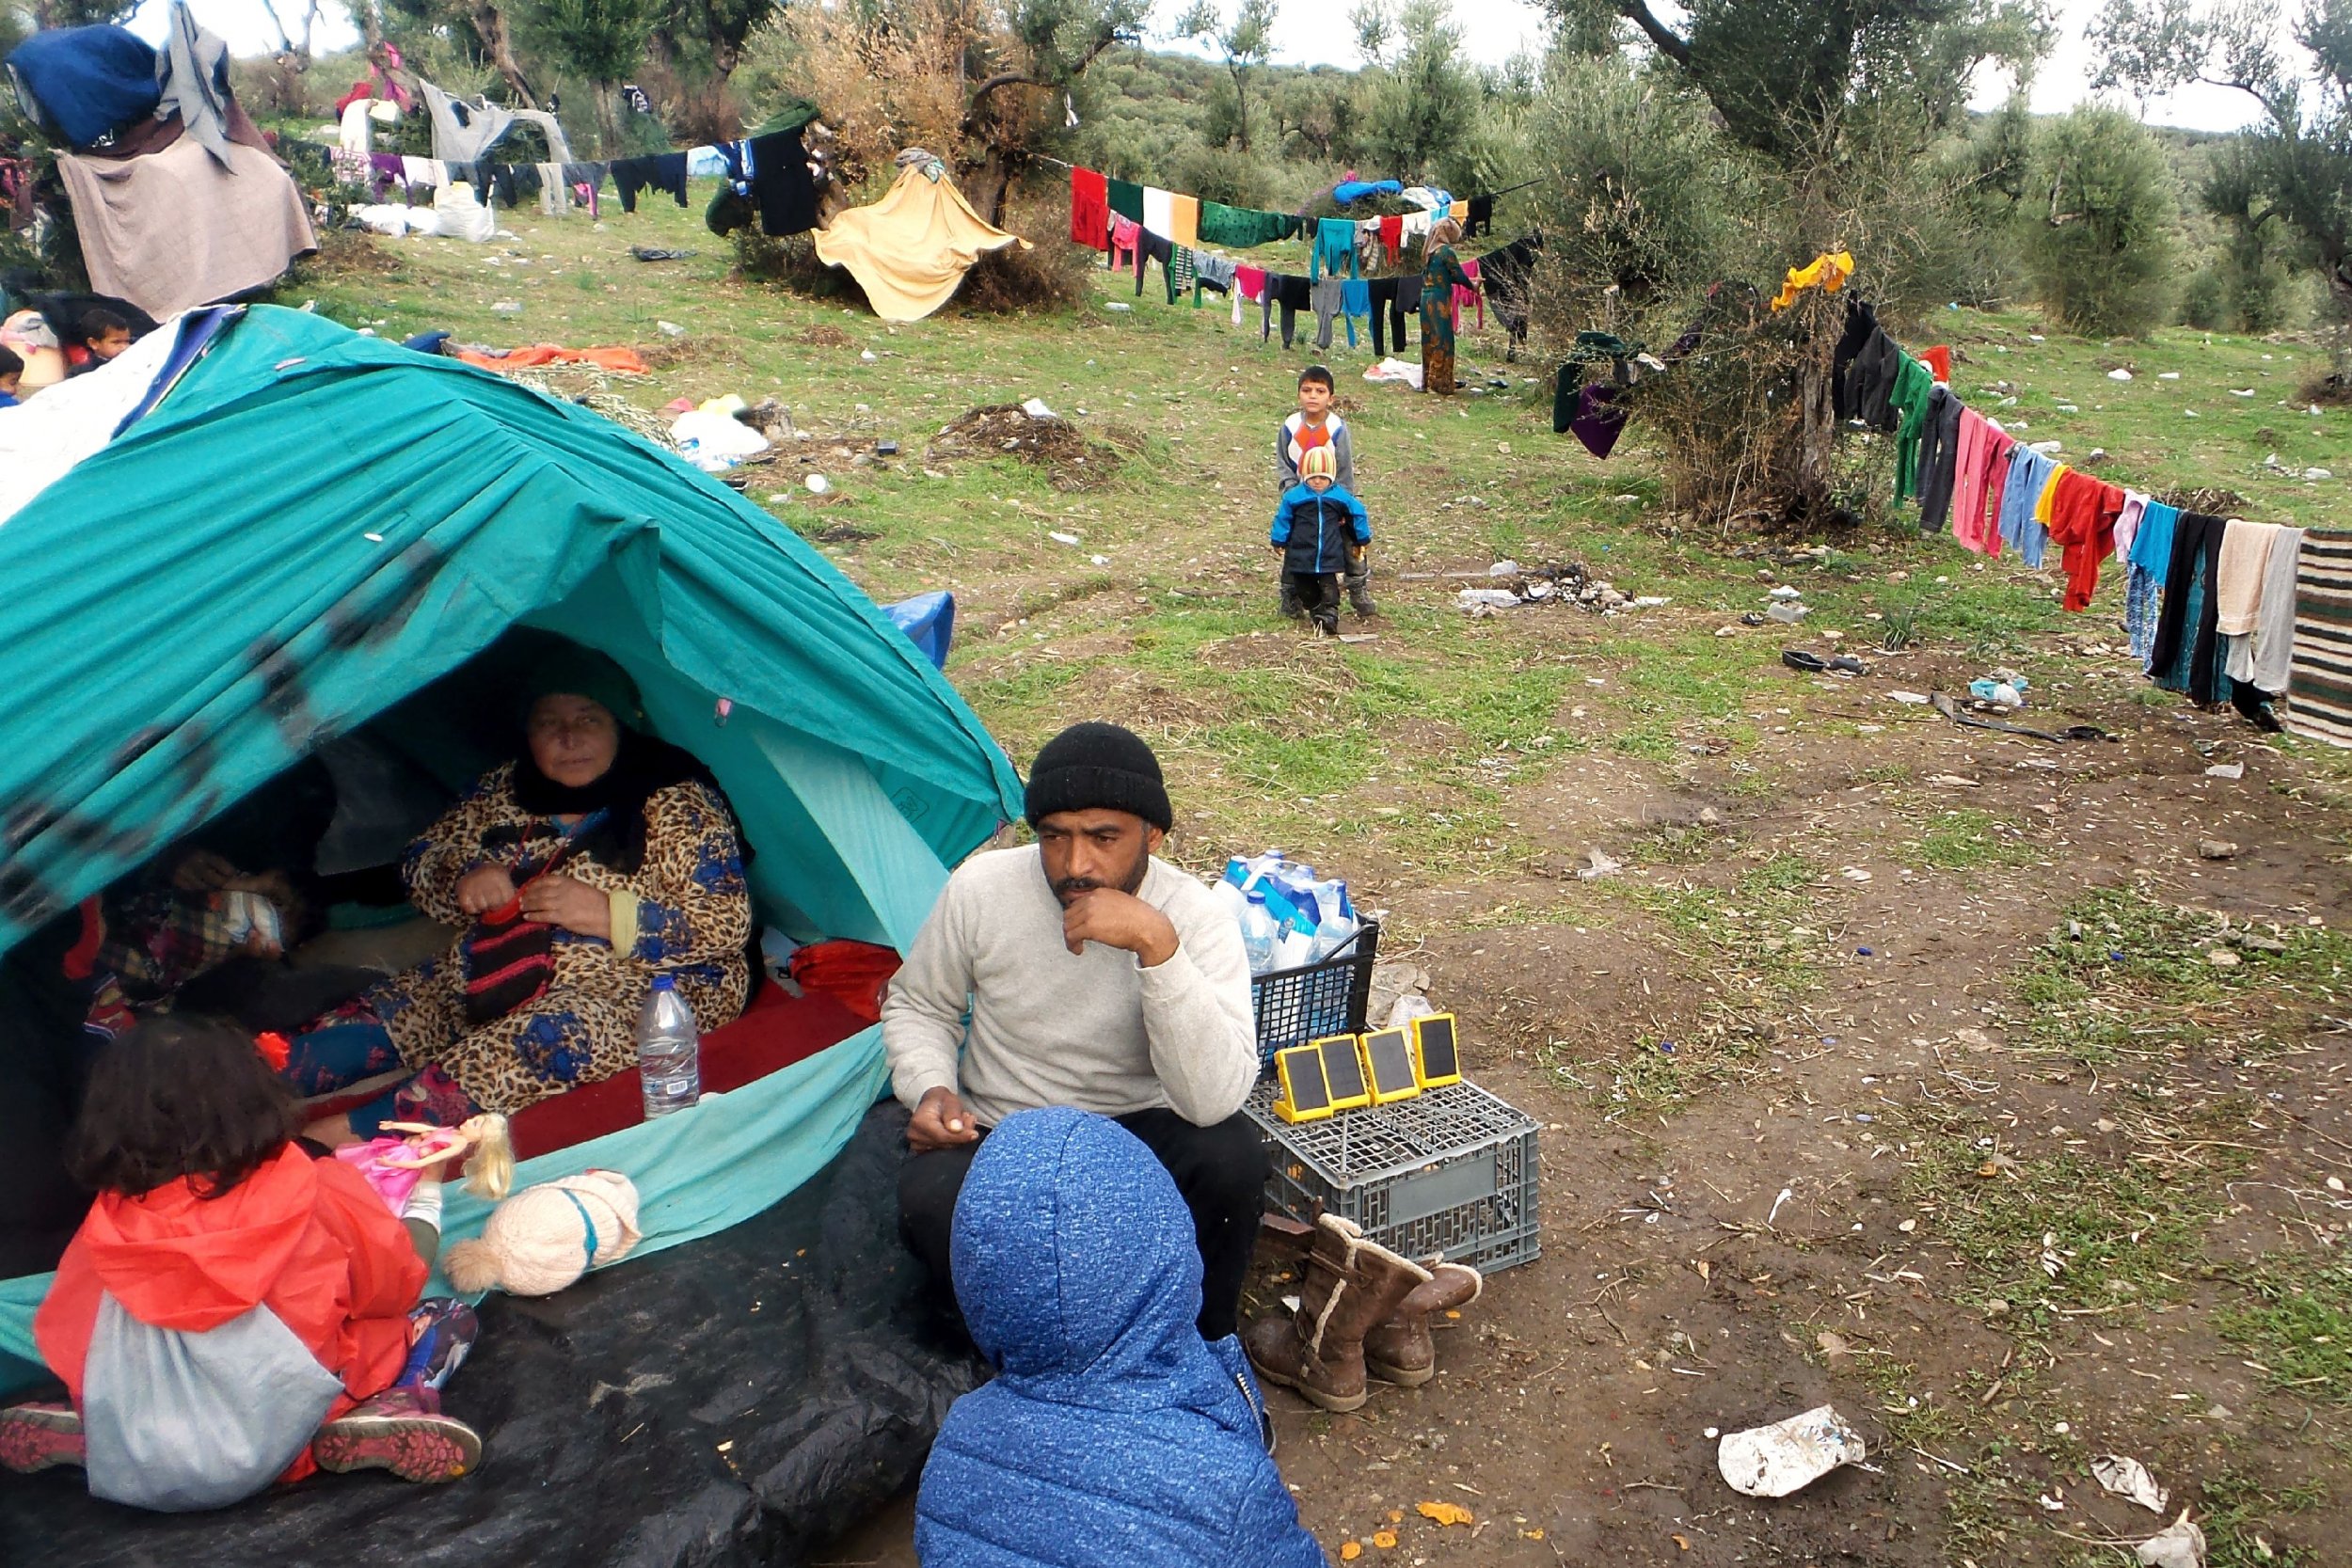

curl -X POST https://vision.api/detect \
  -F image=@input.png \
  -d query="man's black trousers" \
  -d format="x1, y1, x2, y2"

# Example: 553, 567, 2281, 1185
898, 1107, 1267, 1341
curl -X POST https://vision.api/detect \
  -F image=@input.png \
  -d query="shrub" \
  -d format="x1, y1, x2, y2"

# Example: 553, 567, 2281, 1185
2018, 106, 2181, 337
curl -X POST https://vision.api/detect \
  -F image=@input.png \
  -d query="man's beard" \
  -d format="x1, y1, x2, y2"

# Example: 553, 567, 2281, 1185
1051, 847, 1151, 904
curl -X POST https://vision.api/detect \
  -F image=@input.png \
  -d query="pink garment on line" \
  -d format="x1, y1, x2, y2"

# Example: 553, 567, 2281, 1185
1952, 410, 2016, 558
1108, 214, 1141, 273
1454, 257, 1483, 333
1236, 264, 1266, 303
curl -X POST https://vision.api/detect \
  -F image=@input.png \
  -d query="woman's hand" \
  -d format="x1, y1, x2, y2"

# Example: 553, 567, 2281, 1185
456, 865, 519, 915
519, 873, 612, 939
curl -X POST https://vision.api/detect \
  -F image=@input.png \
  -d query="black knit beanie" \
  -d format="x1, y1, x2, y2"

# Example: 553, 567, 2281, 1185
1023, 721, 1172, 831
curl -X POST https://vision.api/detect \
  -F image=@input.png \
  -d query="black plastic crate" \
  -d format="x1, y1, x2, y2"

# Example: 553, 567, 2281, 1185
1249, 918, 1379, 1070
1244, 1077, 1541, 1274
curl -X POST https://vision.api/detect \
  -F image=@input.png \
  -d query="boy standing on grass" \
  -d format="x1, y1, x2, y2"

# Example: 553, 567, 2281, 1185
1271, 446, 1370, 638
1276, 366, 1375, 618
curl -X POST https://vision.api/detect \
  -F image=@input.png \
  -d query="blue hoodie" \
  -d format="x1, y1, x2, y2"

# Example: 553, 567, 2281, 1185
1271, 483, 1371, 578
915, 1109, 1328, 1568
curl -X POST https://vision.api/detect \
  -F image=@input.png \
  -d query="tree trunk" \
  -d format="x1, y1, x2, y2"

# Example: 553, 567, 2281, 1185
1792, 301, 1838, 527
469, 2, 539, 108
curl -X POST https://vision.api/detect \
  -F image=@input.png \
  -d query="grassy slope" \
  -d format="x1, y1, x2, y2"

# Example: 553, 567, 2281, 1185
283, 188, 2352, 1561
287, 190, 2350, 891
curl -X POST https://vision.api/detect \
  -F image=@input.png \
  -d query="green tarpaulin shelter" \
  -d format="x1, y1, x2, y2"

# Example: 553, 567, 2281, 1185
0, 305, 1023, 1386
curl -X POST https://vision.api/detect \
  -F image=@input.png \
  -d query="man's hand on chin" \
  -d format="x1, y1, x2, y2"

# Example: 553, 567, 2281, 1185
1062, 888, 1180, 967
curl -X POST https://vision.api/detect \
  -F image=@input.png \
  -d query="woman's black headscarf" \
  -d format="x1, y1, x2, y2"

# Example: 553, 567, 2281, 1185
508, 648, 742, 875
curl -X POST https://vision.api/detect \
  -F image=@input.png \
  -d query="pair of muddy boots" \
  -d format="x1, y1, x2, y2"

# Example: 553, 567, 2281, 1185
1245, 1213, 1484, 1413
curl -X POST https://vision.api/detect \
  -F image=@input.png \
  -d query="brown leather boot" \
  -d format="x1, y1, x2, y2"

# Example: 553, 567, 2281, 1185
1363, 1261, 1484, 1387
1244, 1215, 1430, 1413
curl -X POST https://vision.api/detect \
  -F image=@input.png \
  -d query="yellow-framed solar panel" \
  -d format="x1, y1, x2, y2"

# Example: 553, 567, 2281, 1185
1314, 1033, 1373, 1111
1411, 1013, 1462, 1087
1273, 1041, 1337, 1122
1360, 1027, 1422, 1104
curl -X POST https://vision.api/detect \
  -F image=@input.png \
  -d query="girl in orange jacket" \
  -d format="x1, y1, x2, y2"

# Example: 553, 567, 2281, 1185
0, 1016, 481, 1510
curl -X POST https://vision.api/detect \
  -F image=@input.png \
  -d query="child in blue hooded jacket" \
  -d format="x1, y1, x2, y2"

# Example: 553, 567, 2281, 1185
914, 1108, 1328, 1568
1271, 445, 1371, 637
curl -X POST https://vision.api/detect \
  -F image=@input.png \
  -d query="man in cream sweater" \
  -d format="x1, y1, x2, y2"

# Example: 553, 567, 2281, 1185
883, 721, 1265, 1341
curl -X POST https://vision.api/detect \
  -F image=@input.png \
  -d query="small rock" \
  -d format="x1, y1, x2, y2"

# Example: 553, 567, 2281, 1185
2199, 840, 2238, 860
657, 319, 685, 336
2207, 948, 2241, 968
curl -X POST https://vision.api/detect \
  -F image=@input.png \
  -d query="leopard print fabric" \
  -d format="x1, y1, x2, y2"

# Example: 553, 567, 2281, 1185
370, 763, 753, 1114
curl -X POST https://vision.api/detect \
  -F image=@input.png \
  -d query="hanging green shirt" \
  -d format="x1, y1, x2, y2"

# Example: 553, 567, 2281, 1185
1889, 353, 1935, 501
1106, 180, 1145, 223
1198, 201, 1298, 248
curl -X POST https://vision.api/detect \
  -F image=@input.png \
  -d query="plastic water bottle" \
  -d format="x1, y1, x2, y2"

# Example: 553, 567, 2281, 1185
637, 974, 701, 1117
1239, 889, 1279, 974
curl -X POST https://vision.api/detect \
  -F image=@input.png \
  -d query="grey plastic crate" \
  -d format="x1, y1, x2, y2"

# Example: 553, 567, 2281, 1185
1244, 1077, 1541, 1274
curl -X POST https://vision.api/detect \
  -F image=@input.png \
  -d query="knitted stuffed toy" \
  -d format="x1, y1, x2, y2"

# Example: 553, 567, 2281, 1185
443, 1169, 642, 1296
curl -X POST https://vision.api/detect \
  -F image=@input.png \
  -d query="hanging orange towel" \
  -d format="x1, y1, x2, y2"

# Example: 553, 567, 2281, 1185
454, 344, 650, 372
1168, 193, 1200, 247
1920, 344, 1951, 383
1769, 249, 1854, 311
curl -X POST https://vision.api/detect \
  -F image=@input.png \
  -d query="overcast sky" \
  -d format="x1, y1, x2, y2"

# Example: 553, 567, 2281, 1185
135, 0, 2279, 133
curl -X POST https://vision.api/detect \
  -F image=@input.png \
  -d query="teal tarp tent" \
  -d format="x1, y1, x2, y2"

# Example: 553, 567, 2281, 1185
0, 306, 1023, 1386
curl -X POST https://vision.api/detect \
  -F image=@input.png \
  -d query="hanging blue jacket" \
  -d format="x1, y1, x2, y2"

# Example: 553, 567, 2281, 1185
1332, 180, 1402, 205
914, 1110, 1328, 1568
1272, 483, 1372, 577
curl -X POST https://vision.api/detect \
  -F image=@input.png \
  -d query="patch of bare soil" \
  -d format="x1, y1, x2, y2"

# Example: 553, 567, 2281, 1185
820, 627, 2352, 1568
801, 324, 858, 348
927, 405, 1132, 491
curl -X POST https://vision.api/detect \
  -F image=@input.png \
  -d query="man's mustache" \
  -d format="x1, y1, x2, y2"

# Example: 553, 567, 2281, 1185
1052, 878, 1105, 897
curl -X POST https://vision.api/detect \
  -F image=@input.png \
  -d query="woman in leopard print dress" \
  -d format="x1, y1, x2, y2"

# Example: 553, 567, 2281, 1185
291, 650, 751, 1137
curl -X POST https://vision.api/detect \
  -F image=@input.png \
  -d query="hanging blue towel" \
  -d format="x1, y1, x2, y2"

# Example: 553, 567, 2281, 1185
1332, 180, 1403, 204
1340, 279, 1371, 350
5, 24, 160, 148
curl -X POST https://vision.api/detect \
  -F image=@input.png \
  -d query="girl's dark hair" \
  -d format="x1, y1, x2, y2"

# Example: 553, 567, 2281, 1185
0, 345, 22, 378
67, 1016, 301, 1198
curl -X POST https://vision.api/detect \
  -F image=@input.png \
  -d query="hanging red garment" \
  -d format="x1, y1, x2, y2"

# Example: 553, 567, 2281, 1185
1070, 166, 1110, 251
1378, 214, 1403, 264
2045, 469, 2126, 610
1920, 345, 1951, 383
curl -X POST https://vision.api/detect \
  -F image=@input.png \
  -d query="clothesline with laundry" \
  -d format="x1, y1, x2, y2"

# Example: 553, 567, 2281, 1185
1797, 252, 2306, 732
1066, 165, 1544, 356
1549, 252, 2321, 737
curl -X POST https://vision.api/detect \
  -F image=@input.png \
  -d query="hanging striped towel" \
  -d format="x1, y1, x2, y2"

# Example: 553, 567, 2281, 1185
2287, 529, 2352, 749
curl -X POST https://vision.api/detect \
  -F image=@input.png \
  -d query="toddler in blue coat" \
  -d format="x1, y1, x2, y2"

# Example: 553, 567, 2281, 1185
914, 1108, 1328, 1567
1271, 445, 1371, 636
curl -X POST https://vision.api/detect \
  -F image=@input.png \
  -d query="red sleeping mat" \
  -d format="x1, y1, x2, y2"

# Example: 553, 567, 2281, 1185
508, 981, 873, 1160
